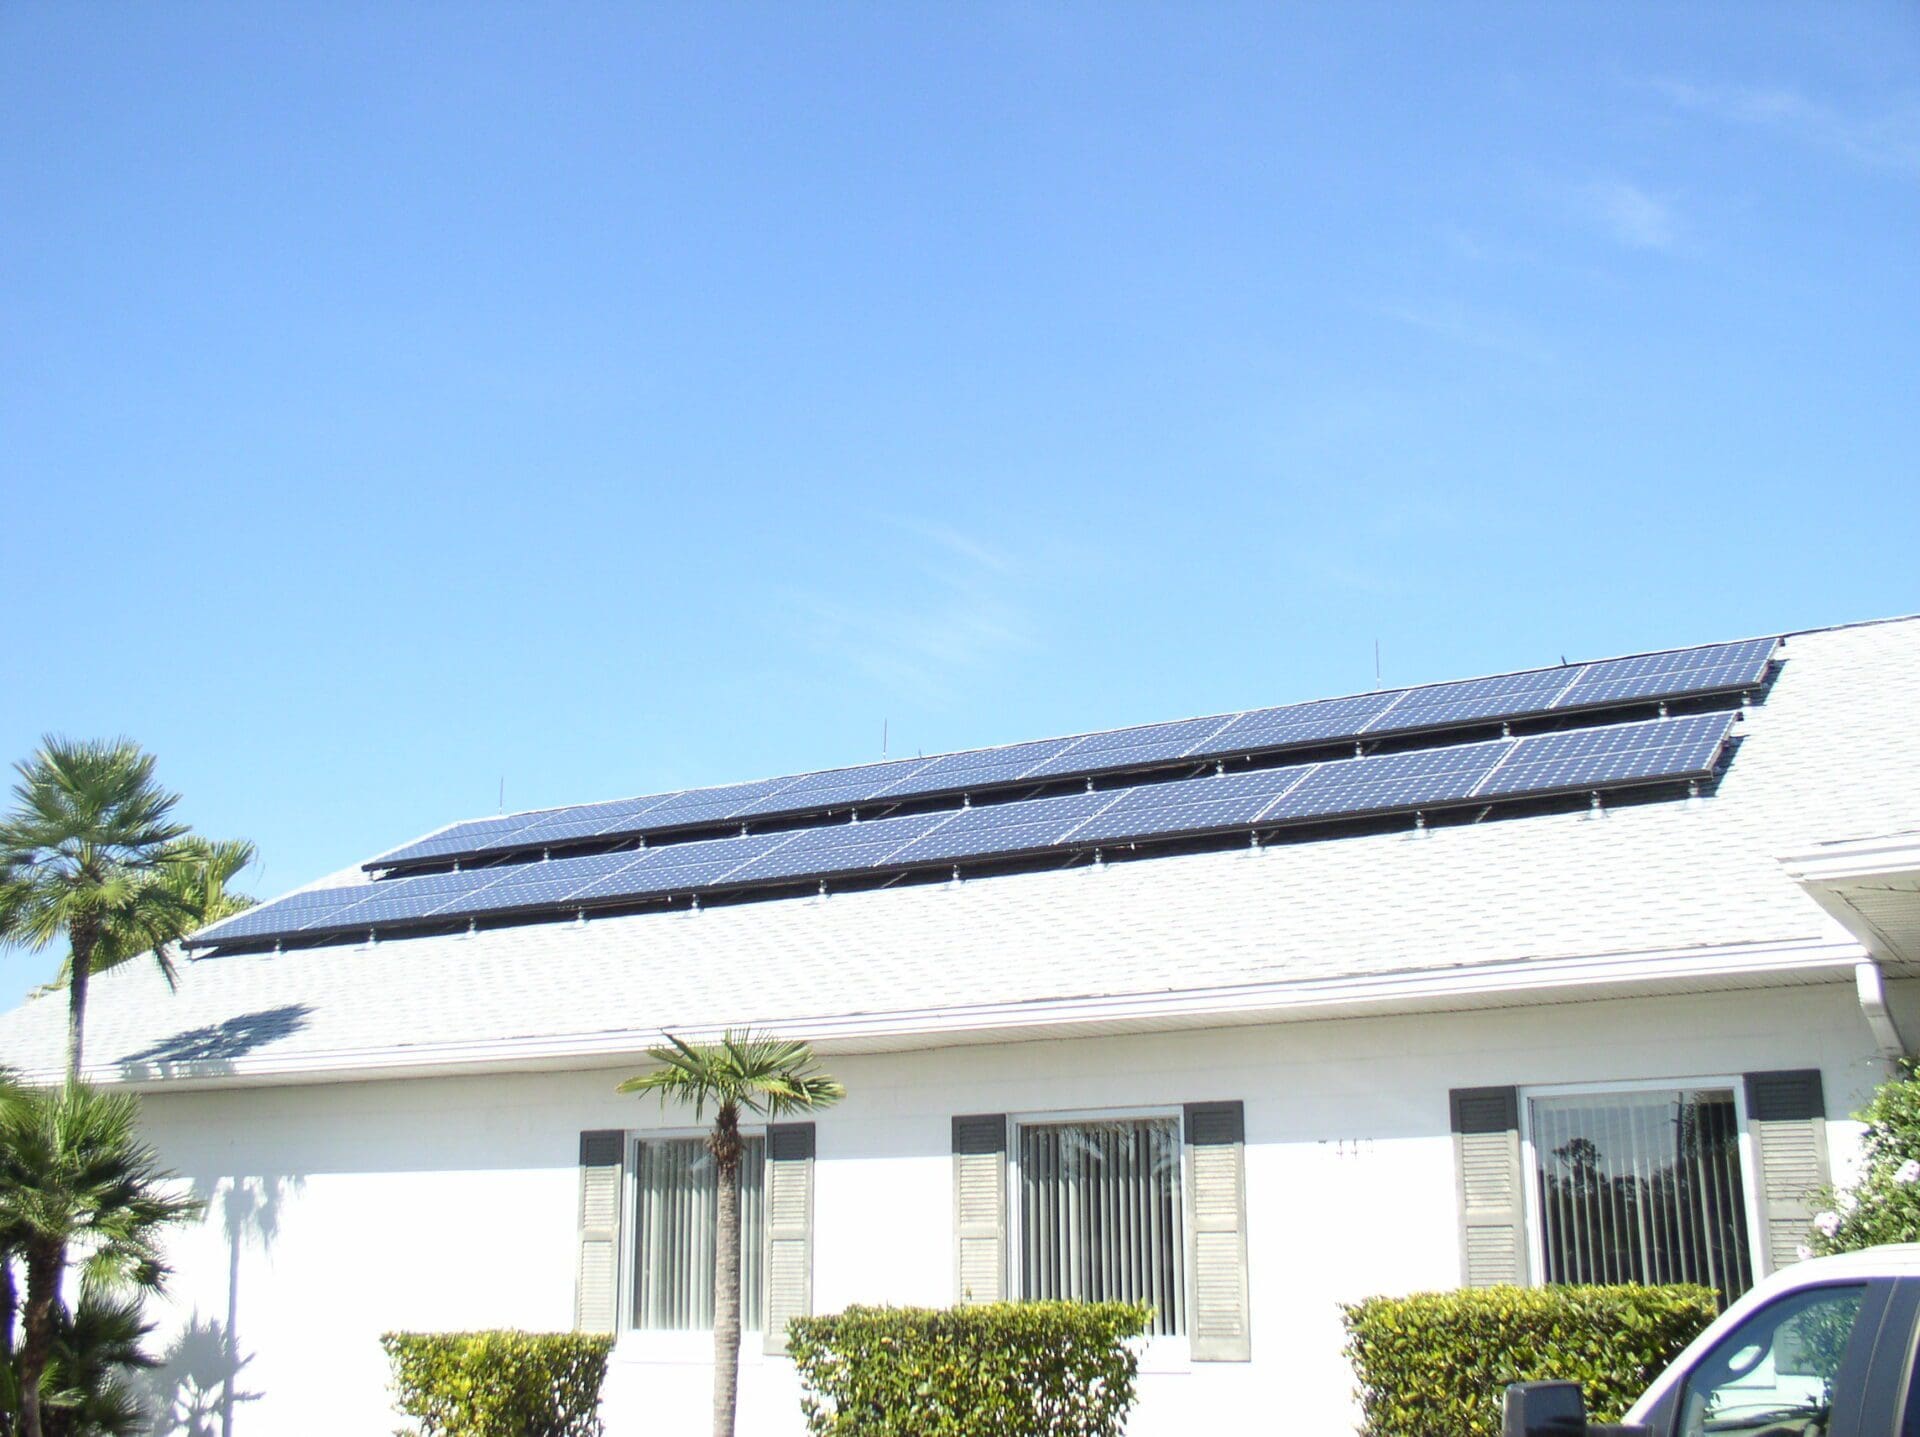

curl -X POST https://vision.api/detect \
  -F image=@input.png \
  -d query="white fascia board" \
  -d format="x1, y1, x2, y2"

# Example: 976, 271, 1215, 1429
64, 935, 1866, 1094
1779, 831, 1920, 885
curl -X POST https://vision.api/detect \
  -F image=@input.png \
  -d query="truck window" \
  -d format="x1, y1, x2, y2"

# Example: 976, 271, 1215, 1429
1675, 1283, 1866, 1437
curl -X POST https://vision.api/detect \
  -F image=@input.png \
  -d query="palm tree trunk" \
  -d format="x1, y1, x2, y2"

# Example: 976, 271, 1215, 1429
0, 1243, 15, 1437
66, 921, 97, 1088
710, 1103, 743, 1437
16, 1242, 59, 1437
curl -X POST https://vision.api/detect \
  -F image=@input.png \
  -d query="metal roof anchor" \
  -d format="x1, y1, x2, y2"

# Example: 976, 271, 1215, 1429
1215, 759, 1226, 777
817, 880, 829, 900
573, 909, 587, 927
1410, 810, 1429, 839
1092, 848, 1106, 870
1586, 790, 1606, 820
949, 865, 963, 887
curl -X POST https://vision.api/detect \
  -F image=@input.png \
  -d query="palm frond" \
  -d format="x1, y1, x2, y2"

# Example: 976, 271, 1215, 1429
616, 1029, 846, 1124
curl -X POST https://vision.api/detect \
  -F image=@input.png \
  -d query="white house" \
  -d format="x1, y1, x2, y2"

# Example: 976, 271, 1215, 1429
5, 614, 1920, 1436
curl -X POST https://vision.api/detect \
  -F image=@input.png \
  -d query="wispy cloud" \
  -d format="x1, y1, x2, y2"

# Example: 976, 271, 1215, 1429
1649, 78, 1920, 176
782, 519, 1037, 704
1572, 179, 1680, 251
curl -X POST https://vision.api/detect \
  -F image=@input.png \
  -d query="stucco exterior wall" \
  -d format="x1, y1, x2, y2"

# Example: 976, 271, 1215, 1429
127, 978, 1911, 1436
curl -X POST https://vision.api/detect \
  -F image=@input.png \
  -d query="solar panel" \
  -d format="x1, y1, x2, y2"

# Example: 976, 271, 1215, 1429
1552, 639, 1775, 711
1065, 767, 1316, 846
719, 812, 954, 887
1021, 715, 1238, 780
514, 794, 683, 844
624, 776, 810, 829
729, 759, 936, 818
1478, 712, 1736, 799
1365, 667, 1577, 734
431, 850, 648, 919
886, 789, 1121, 866
885, 736, 1086, 796
567, 832, 797, 902
1269, 739, 1510, 822
372, 814, 544, 867
193, 885, 375, 943
1207, 692, 1401, 753
321, 869, 512, 929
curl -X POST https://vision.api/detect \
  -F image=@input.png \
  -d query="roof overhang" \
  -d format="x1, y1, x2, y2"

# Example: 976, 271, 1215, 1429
1780, 831, 1920, 967
45, 935, 1868, 1095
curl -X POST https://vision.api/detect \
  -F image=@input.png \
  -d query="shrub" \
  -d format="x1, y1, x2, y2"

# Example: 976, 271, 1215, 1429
786, 1301, 1151, 1437
1341, 1284, 1717, 1437
380, 1331, 613, 1437
1809, 1059, 1920, 1255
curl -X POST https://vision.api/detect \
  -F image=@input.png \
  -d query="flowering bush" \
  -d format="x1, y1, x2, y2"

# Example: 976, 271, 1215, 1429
1806, 1060, 1920, 1257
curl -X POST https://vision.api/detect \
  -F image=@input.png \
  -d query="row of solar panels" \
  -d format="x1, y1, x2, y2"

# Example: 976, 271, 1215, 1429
367, 637, 1776, 872
201, 710, 1739, 948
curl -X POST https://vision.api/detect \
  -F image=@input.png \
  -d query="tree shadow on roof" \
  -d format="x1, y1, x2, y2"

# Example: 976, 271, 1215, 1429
115, 1004, 313, 1075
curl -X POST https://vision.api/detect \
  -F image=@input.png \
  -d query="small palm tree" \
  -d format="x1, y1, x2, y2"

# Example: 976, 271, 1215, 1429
0, 1084, 201, 1437
618, 1033, 844, 1437
0, 738, 189, 1084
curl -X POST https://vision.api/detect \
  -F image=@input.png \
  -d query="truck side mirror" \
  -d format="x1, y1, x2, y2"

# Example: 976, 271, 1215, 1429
1503, 1380, 1588, 1436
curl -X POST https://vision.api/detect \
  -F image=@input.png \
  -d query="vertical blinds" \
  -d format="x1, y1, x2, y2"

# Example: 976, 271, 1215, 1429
633, 1136, 766, 1330
1019, 1118, 1186, 1336
1532, 1088, 1753, 1300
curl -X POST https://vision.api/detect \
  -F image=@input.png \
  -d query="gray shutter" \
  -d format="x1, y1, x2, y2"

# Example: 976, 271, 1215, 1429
574, 1130, 625, 1334
1184, 1101, 1251, 1361
1745, 1069, 1830, 1273
1450, 1087, 1528, 1287
763, 1122, 815, 1355
953, 1114, 1007, 1304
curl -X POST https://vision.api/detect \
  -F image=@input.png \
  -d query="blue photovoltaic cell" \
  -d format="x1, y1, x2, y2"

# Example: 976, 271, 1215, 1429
320, 869, 512, 929
1065, 766, 1317, 846
627, 776, 809, 828
514, 794, 683, 845
730, 759, 935, 818
1364, 667, 1577, 734
568, 832, 797, 902
372, 814, 545, 866
1478, 713, 1735, 799
1208, 692, 1402, 753
432, 850, 646, 918
1269, 739, 1510, 821
887, 737, 1086, 796
1552, 639, 1775, 711
720, 812, 954, 887
885, 789, 1121, 866
193, 885, 374, 943
1021, 715, 1238, 779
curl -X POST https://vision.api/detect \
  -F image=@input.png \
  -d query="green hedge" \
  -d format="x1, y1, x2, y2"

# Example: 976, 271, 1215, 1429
381, 1331, 614, 1437
1341, 1285, 1718, 1437
786, 1301, 1152, 1437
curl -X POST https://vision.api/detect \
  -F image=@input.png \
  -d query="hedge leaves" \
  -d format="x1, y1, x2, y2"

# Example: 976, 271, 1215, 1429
381, 1331, 613, 1437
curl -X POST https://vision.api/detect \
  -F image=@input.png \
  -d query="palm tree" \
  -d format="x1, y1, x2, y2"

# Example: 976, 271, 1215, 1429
0, 738, 189, 1084
35, 837, 259, 997
618, 1033, 844, 1437
0, 1084, 201, 1437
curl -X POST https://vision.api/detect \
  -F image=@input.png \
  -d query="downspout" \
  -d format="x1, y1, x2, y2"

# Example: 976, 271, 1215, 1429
1855, 958, 1910, 1069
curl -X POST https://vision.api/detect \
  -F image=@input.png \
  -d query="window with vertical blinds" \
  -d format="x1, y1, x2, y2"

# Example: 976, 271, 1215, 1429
632, 1136, 765, 1330
1017, 1117, 1186, 1337
1531, 1088, 1753, 1301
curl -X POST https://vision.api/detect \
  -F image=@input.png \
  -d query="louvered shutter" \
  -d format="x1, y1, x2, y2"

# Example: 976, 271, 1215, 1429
1450, 1088, 1528, 1288
952, 1114, 1007, 1303
574, 1130, 625, 1334
1744, 1069, 1830, 1274
763, 1122, 815, 1355
1184, 1101, 1251, 1361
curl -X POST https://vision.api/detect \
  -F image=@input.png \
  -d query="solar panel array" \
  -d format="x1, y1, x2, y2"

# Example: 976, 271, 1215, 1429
200, 710, 1740, 949
366, 637, 1774, 871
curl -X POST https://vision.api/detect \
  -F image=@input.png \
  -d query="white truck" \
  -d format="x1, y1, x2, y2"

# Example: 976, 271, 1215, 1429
1504, 1245, 1920, 1437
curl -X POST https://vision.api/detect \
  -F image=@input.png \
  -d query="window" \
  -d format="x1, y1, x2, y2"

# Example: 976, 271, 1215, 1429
1676, 1283, 1866, 1436
631, 1136, 765, 1331
1529, 1087, 1753, 1300
1016, 1116, 1186, 1337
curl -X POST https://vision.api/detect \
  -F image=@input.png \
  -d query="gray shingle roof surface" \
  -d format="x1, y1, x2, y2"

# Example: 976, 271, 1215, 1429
3, 618, 1914, 1085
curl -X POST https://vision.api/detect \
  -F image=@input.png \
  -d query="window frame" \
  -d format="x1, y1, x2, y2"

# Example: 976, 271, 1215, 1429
1517, 1075, 1768, 1294
616, 1124, 772, 1361
1005, 1104, 1192, 1364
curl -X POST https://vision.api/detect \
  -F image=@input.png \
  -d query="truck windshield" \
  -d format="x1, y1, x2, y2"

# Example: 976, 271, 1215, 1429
1676, 1283, 1866, 1437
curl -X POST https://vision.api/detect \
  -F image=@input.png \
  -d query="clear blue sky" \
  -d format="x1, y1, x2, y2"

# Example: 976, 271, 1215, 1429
3, 3, 1916, 1004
